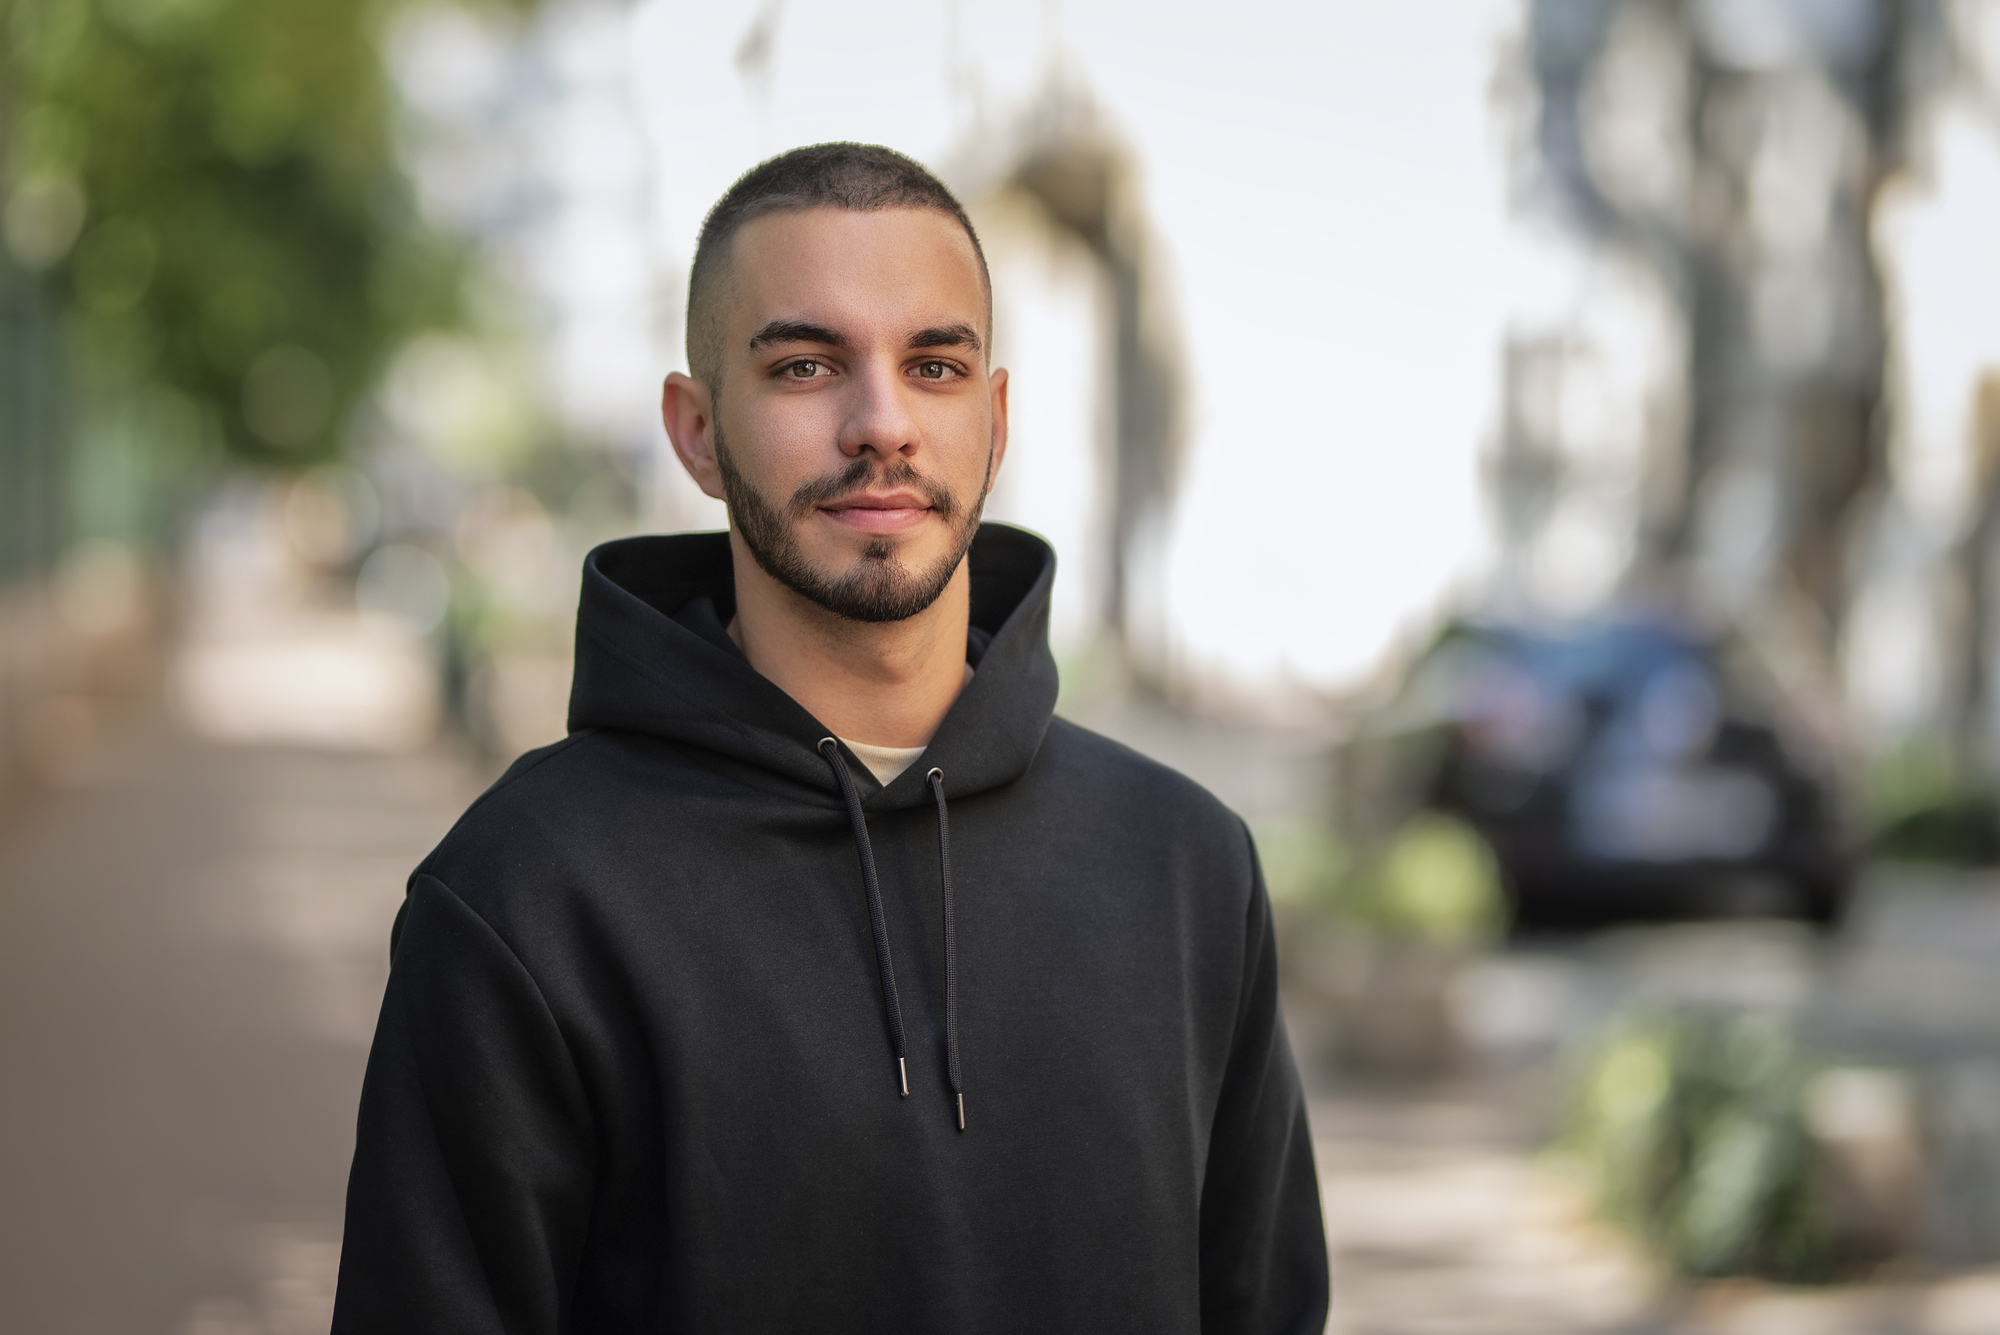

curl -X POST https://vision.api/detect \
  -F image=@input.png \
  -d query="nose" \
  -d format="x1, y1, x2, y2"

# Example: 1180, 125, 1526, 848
836, 358, 920, 461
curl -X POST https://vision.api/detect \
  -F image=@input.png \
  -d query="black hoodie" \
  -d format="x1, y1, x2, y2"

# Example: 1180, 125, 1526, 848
333, 524, 1328, 1334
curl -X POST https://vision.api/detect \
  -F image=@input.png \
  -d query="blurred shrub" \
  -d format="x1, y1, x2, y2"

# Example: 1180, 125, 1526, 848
1269, 814, 1503, 1075
1556, 1008, 1939, 1282
1251, 818, 1351, 908
1874, 798, 2000, 866
1327, 812, 1507, 945
1865, 742, 2000, 867
1559, 1010, 1826, 1279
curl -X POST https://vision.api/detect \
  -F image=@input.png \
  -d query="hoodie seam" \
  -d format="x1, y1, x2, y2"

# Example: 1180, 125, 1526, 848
414, 871, 590, 1093
408, 871, 598, 1329
413, 732, 594, 882
1228, 816, 1267, 1031
1207, 816, 1271, 1094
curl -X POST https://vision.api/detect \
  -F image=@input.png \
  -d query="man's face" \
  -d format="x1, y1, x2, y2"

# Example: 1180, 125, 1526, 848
699, 207, 1005, 623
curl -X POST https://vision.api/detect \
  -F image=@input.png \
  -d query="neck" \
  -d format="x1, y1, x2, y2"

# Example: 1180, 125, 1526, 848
726, 531, 971, 749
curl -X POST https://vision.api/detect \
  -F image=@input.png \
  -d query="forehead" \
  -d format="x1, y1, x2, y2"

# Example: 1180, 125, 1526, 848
724, 207, 987, 343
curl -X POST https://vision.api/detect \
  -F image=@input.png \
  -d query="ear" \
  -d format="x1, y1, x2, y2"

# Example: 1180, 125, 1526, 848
662, 372, 725, 500
984, 366, 1010, 493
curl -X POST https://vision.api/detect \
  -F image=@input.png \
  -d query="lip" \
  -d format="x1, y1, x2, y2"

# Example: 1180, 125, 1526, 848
819, 491, 934, 535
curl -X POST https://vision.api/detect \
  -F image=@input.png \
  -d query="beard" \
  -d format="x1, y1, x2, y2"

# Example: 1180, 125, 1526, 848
714, 422, 989, 623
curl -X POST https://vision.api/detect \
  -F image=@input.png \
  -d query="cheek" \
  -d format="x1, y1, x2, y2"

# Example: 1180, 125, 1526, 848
733, 397, 839, 484
948, 418, 999, 492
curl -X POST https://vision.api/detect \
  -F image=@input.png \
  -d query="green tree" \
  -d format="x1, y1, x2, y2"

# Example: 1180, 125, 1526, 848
4, 0, 468, 510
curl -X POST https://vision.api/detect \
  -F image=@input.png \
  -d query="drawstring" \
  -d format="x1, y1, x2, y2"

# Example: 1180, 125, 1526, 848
816, 738, 966, 1131
926, 767, 965, 1132
818, 737, 909, 1098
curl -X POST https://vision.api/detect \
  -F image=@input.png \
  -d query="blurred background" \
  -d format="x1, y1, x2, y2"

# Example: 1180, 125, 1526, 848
6, 0, 2000, 1330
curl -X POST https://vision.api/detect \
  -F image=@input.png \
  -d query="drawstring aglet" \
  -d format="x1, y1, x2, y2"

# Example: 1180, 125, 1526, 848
898, 1057, 909, 1097
955, 1093, 965, 1131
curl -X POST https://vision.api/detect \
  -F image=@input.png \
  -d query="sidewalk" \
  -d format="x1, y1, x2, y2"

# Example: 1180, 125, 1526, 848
0, 714, 474, 1334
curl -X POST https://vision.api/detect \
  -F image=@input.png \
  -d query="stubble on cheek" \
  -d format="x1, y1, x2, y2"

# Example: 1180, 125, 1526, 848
711, 421, 989, 623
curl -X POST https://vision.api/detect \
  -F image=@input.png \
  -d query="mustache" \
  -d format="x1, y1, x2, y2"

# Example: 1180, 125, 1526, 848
788, 457, 959, 520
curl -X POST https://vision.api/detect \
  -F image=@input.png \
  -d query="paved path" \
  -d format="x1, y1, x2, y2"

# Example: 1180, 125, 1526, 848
0, 716, 473, 1335
1312, 1085, 1660, 1334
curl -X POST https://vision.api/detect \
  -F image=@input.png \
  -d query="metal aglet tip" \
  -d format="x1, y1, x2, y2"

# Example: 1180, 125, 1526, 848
898, 1057, 909, 1097
956, 1093, 965, 1131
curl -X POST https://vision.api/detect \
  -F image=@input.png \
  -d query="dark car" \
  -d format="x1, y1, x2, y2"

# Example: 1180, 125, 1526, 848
1347, 616, 1851, 928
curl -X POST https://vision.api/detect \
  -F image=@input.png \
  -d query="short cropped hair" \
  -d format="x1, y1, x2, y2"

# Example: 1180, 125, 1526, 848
685, 143, 991, 392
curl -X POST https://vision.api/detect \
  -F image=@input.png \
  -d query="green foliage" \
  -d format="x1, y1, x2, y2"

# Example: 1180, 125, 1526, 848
1865, 740, 2000, 866
1557, 1009, 1840, 1281
1250, 818, 1351, 908
1874, 797, 2000, 866
3, 0, 465, 473
1326, 812, 1506, 944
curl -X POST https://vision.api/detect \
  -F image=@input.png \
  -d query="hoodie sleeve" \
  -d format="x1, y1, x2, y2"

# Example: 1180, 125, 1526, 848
1198, 832, 1330, 1335
333, 873, 597, 1335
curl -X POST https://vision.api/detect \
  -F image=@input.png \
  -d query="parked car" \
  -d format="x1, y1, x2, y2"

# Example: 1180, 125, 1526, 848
1346, 615, 1851, 928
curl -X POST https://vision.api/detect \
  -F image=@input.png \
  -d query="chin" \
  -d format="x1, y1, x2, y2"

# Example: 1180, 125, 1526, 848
814, 521, 928, 565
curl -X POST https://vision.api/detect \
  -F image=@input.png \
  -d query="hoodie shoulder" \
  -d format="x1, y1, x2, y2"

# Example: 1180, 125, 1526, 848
444, 731, 597, 827
414, 730, 630, 885
1038, 717, 1252, 847
1040, 716, 1229, 803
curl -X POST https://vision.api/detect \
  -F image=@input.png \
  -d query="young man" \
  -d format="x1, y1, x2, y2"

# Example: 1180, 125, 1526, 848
333, 143, 1327, 1333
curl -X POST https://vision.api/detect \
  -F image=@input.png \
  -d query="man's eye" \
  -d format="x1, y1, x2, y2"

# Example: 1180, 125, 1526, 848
917, 361, 950, 380
786, 360, 821, 379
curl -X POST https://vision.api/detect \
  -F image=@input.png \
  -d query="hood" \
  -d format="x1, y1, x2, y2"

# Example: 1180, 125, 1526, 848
566, 523, 1060, 810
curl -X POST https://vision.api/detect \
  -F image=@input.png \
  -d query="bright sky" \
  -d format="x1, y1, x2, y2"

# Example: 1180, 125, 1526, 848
551, 0, 1522, 692
1848, 90, 2000, 734
1877, 97, 2000, 528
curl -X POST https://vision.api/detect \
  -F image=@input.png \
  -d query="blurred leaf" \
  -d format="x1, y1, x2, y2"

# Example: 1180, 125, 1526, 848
1556, 1008, 1840, 1282
1328, 812, 1506, 943
4, 0, 471, 475
1250, 818, 1351, 907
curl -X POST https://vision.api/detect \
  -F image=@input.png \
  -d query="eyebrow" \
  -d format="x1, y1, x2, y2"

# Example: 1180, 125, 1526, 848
908, 323, 982, 353
748, 320, 847, 352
